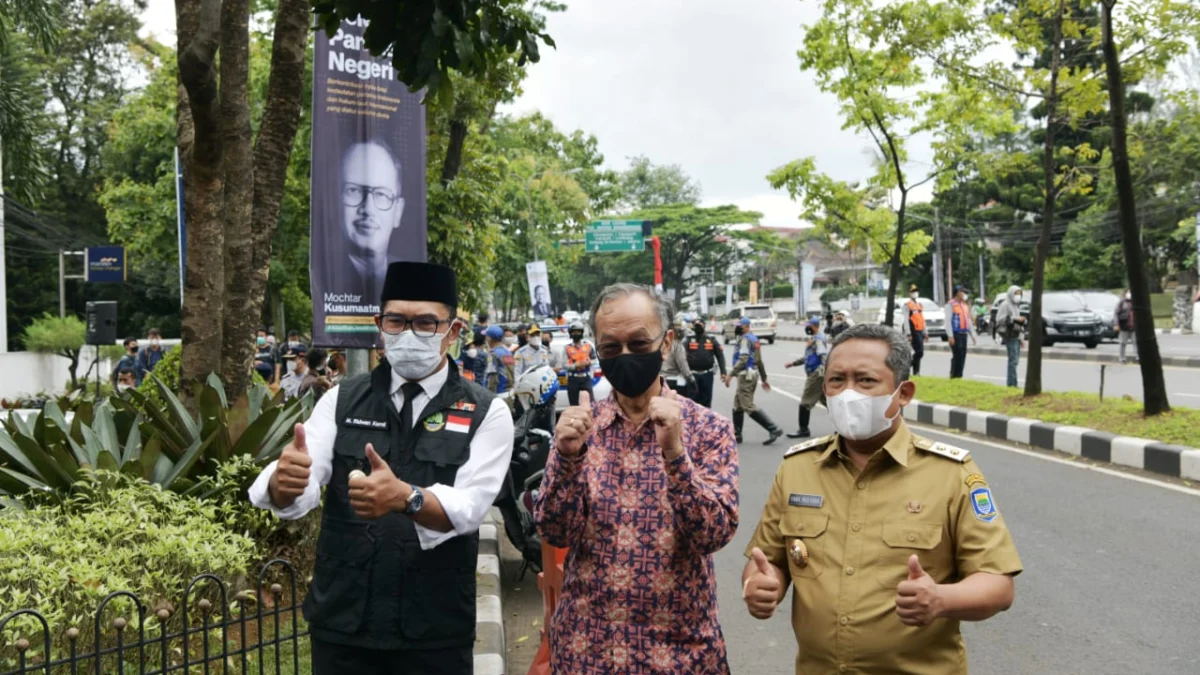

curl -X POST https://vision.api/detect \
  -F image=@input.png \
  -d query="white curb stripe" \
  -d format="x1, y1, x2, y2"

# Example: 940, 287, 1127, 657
1052, 426, 1089, 457
966, 411, 992, 435
1110, 437, 1151, 469
474, 653, 506, 675
479, 522, 498, 541
1006, 418, 1037, 446
932, 404, 953, 427
477, 553, 500, 577
476, 594, 503, 625
1181, 450, 1200, 482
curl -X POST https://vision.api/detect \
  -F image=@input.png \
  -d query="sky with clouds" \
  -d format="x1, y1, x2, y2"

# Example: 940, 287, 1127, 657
139, 0, 938, 228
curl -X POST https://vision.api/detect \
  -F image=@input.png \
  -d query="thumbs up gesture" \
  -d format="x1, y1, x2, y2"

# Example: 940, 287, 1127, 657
895, 555, 943, 626
348, 444, 408, 520
270, 424, 313, 507
648, 385, 684, 461
743, 547, 784, 620
554, 390, 594, 457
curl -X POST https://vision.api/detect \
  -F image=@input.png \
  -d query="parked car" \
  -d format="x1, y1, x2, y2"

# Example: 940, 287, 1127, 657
561, 310, 582, 325
876, 297, 948, 341
1039, 291, 1104, 348
721, 305, 778, 344
1073, 290, 1120, 340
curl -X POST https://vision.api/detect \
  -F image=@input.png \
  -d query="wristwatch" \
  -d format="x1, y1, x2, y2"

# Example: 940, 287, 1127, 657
404, 486, 425, 515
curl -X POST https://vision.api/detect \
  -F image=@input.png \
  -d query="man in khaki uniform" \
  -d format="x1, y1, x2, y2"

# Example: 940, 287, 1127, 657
742, 323, 1021, 674
725, 316, 782, 445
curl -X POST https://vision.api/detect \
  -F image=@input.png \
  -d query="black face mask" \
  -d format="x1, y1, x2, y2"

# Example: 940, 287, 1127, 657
734, 326, 745, 336
693, 324, 705, 336
599, 350, 663, 398
570, 332, 583, 343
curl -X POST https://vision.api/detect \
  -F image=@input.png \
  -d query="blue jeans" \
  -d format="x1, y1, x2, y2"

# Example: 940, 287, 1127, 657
1005, 339, 1020, 387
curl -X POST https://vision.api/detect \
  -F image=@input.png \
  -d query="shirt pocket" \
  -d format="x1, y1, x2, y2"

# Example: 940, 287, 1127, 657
875, 521, 947, 588
780, 513, 829, 580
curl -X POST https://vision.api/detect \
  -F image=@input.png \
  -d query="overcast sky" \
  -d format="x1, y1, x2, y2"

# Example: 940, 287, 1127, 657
139, 0, 937, 228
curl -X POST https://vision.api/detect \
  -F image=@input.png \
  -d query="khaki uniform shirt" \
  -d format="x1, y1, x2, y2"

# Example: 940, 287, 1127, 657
745, 421, 1022, 674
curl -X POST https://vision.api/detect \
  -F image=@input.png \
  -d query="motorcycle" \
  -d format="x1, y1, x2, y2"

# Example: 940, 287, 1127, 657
493, 366, 560, 578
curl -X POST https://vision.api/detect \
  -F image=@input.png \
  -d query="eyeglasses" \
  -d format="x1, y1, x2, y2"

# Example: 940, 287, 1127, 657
379, 314, 453, 337
595, 332, 666, 360
343, 183, 400, 211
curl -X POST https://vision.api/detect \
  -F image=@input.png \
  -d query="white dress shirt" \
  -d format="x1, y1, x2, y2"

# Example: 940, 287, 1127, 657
249, 361, 514, 550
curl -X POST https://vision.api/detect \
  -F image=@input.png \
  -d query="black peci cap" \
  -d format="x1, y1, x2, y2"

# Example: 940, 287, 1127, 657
381, 262, 458, 309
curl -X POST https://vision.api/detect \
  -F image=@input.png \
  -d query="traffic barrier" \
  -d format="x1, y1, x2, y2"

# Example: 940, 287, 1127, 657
527, 542, 568, 675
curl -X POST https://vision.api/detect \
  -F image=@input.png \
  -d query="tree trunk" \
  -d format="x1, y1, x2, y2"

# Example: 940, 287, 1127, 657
221, 0, 308, 396
1024, 2, 1064, 398
176, 0, 226, 395
1101, 0, 1170, 415
885, 192, 908, 328
440, 119, 468, 186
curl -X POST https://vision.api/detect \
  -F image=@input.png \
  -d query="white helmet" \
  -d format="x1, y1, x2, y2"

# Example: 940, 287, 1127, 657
514, 365, 560, 409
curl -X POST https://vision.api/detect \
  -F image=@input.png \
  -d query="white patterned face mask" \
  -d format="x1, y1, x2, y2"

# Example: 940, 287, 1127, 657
383, 330, 446, 380
826, 386, 901, 440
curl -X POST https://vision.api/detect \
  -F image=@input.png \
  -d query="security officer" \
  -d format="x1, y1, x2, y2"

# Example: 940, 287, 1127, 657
683, 316, 727, 408
784, 316, 827, 438
249, 261, 515, 675
562, 321, 597, 406
724, 316, 783, 444
902, 284, 928, 376
514, 324, 551, 377
741, 323, 1021, 675
484, 325, 515, 394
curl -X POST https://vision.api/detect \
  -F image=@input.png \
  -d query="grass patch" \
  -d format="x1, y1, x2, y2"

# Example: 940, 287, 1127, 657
911, 376, 1200, 448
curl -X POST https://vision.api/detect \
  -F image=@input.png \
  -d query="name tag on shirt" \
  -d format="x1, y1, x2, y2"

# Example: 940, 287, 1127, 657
344, 417, 387, 430
788, 493, 824, 508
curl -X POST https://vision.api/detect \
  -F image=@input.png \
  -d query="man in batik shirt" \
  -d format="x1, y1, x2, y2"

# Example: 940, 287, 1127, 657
535, 283, 740, 674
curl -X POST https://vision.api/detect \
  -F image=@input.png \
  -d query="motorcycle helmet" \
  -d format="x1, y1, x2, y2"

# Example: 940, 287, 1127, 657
514, 365, 560, 409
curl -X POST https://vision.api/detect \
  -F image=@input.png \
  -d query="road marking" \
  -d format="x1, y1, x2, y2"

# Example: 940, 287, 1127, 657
909, 424, 1200, 499
972, 375, 1007, 382
768, 373, 809, 381
1174, 393, 1200, 399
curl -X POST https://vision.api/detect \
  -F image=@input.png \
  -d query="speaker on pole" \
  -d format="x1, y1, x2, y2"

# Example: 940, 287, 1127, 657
86, 301, 117, 346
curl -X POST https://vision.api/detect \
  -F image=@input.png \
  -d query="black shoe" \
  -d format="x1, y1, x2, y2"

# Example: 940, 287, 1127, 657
787, 429, 811, 439
765, 428, 783, 445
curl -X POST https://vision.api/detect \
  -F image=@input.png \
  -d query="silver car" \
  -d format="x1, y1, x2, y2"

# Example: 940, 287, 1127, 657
1074, 290, 1120, 340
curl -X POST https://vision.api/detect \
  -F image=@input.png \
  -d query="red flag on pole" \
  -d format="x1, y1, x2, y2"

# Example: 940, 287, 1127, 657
651, 235, 663, 292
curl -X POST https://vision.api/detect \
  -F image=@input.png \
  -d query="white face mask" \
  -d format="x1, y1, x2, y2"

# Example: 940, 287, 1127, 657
504, 336, 517, 347
466, 347, 479, 359
827, 386, 901, 441
529, 336, 542, 348
383, 330, 447, 381
910, 292, 918, 300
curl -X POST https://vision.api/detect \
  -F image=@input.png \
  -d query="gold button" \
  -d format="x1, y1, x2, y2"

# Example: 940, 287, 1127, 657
840, 616, 850, 625
851, 523, 861, 532
907, 533, 917, 543
856, 482, 866, 490
838, 666, 848, 673
845, 566, 855, 575
796, 522, 804, 530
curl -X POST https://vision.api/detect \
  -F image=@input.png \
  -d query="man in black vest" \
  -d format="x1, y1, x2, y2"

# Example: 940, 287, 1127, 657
249, 261, 515, 675
683, 316, 727, 408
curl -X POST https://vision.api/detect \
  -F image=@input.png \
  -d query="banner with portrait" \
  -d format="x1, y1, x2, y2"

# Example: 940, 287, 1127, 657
310, 18, 427, 348
526, 261, 554, 319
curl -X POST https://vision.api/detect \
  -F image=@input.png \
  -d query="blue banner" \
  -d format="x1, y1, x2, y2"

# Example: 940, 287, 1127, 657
86, 246, 126, 283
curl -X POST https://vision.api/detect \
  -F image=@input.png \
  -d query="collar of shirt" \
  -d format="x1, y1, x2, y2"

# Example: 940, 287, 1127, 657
388, 361, 450, 417
816, 420, 912, 468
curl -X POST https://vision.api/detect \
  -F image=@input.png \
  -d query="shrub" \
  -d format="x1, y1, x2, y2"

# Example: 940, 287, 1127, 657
134, 345, 181, 410
0, 473, 256, 663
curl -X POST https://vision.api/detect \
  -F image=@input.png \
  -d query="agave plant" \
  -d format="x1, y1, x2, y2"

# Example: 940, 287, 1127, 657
0, 374, 311, 498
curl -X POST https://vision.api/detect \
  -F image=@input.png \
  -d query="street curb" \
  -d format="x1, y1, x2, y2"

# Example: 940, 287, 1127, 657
777, 335, 1200, 368
902, 400, 1200, 481
474, 509, 505, 675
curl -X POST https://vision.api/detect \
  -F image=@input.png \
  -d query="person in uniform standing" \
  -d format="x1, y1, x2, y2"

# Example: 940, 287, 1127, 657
562, 321, 597, 406
724, 317, 783, 445
741, 323, 1021, 675
901, 284, 928, 376
684, 316, 727, 408
784, 316, 827, 439
483, 325, 515, 394
249, 262, 515, 675
946, 285, 977, 378
514, 324, 551, 377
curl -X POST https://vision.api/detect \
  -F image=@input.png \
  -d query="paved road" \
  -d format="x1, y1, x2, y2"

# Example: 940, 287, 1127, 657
765, 337, 1200, 406
710, 358, 1200, 674
774, 321, 1200, 359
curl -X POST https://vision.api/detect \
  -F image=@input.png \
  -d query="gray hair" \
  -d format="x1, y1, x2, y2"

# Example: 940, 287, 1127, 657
589, 283, 675, 338
828, 323, 913, 385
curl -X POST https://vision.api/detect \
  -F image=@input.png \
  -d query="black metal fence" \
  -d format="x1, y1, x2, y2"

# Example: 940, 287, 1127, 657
0, 560, 310, 675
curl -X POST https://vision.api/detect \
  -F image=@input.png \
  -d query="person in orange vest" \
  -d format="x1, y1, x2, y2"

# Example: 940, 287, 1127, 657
945, 285, 977, 379
562, 321, 597, 406
901, 284, 928, 375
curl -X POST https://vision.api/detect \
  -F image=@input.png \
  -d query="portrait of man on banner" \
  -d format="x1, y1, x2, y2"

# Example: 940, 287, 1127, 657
526, 261, 554, 318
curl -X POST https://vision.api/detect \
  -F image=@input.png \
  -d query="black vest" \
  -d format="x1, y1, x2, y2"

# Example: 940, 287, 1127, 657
685, 334, 719, 371
302, 360, 496, 651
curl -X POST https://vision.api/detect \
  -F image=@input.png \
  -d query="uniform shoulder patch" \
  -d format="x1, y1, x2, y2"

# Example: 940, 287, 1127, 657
914, 437, 970, 462
784, 434, 835, 458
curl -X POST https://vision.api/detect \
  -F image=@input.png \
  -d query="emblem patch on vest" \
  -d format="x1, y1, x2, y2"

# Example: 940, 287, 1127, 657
344, 417, 387, 430
449, 400, 477, 412
424, 412, 446, 432
446, 414, 472, 434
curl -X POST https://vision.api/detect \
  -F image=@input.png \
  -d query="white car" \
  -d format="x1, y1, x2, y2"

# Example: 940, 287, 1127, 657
561, 310, 582, 325
876, 297, 948, 341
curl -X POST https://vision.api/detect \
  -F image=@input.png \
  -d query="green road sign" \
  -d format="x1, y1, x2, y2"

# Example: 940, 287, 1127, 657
586, 220, 646, 253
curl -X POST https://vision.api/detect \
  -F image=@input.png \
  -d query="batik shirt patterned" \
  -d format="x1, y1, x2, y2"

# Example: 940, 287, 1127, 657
534, 389, 740, 674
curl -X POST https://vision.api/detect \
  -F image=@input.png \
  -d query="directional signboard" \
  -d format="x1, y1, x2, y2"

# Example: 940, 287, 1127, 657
586, 220, 646, 253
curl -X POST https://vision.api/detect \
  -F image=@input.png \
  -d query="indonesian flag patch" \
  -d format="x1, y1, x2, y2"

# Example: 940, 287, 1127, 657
446, 414, 472, 434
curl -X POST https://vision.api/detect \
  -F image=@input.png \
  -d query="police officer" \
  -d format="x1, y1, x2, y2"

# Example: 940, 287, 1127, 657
562, 321, 597, 406
249, 261, 516, 675
901, 284, 928, 376
724, 317, 783, 445
514, 324, 551, 377
784, 316, 826, 438
684, 316, 727, 408
484, 325, 515, 394
741, 323, 1021, 674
